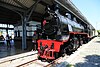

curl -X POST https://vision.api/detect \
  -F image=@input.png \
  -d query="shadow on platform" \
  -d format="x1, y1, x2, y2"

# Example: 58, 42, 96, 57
75, 55, 100, 67
95, 41, 100, 43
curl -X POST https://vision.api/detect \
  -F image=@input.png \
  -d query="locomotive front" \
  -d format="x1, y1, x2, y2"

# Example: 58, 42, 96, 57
37, 5, 69, 60
37, 4, 88, 60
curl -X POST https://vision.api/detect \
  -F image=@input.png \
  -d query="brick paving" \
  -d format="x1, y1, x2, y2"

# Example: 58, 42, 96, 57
70, 37, 100, 67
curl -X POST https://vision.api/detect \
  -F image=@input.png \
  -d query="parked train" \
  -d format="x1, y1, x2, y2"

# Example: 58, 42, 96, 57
36, 4, 90, 60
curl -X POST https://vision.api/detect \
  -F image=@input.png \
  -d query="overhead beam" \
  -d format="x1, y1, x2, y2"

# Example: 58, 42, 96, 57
33, 0, 48, 6
0, 27, 14, 30
13, 21, 22, 26
0, 21, 15, 23
0, 17, 19, 21
0, 20, 17, 24
27, 0, 42, 21
0, 0, 26, 12
40, 1, 48, 6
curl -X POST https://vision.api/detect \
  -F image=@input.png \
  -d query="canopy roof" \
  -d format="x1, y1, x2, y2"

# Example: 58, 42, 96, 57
0, 0, 95, 29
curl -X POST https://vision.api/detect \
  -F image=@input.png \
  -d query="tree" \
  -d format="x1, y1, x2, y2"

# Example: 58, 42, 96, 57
97, 30, 100, 36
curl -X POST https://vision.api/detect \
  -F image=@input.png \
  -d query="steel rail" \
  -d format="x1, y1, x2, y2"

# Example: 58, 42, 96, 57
0, 53, 37, 64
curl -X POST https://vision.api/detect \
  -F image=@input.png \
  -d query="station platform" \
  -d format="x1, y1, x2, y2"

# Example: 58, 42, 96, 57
56, 37, 100, 67
67, 37, 100, 67
0, 40, 31, 59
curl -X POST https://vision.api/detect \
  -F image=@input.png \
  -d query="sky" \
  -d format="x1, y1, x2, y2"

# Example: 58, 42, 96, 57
71, 0, 100, 30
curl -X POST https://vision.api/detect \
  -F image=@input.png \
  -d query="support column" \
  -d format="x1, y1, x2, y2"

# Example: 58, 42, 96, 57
21, 0, 41, 50
22, 16, 27, 50
6, 24, 8, 34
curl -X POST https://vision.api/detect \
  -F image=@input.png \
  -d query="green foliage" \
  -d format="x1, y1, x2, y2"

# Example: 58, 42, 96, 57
97, 30, 100, 36
66, 64, 75, 67
97, 30, 100, 32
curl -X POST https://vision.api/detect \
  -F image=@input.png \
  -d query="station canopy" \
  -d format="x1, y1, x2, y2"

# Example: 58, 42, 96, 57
0, 0, 95, 29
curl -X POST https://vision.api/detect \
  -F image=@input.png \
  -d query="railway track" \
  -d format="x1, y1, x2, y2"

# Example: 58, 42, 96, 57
0, 51, 72, 67
0, 50, 69, 67
16, 54, 70, 67
16, 57, 61, 67
0, 42, 89, 67
0, 51, 38, 67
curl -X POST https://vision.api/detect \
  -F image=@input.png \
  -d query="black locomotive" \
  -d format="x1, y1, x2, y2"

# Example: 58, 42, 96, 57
37, 4, 90, 60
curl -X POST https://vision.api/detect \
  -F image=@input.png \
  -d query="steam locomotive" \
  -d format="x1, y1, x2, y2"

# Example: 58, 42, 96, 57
37, 4, 90, 60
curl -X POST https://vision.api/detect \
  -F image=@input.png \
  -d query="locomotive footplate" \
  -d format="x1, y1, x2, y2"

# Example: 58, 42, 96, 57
37, 40, 63, 60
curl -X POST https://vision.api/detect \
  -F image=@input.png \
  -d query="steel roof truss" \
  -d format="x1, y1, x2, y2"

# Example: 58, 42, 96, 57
13, 0, 28, 9
0, 0, 26, 12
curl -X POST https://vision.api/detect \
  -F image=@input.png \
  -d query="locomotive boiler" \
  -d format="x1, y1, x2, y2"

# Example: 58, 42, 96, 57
37, 5, 89, 60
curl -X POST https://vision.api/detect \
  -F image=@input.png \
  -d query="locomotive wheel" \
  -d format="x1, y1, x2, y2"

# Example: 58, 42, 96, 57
83, 39, 87, 44
54, 52, 59, 59
59, 46, 64, 57
62, 48, 67, 57
69, 37, 80, 51
83, 37, 87, 44
38, 56, 42, 60
79, 39, 83, 46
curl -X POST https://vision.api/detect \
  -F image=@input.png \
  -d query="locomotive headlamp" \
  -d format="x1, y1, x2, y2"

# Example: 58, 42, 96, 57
51, 43, 54, 49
